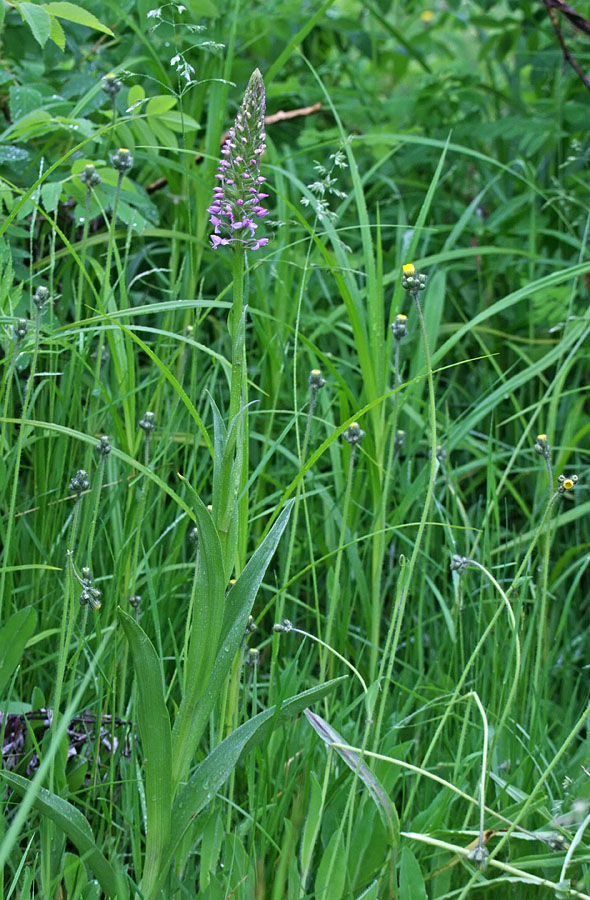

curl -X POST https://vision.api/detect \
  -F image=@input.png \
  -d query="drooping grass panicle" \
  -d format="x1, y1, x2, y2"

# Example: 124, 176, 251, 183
208, 68, 269, 251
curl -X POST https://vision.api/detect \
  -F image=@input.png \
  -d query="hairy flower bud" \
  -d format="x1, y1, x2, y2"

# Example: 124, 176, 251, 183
208, 68, 269, 251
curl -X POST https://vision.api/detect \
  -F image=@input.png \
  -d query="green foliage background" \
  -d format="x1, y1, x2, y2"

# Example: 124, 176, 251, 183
1, 0, 590, 897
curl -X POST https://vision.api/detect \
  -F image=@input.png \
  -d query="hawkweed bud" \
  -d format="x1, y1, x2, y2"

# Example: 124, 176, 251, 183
208, 68, 269, 251
69, 469, 90, 496
245, 615, 257, 636
390, 313, 408, 340
129, 594, 141, 608
139, 411, 155, 433
246, 647, 260, 667
188, 526, 198, 545
467, 845, 489, 870
80, 164, 102, 189
450, 554, 470, 575
79, 586, 102, 610
401, 263, 427, 293
112, 148, 134, 174
429, 444, 447, 462
309, 368, 326, 392
534, 433, 551, 460
558, 473, 578, 494
394, 429, 406, 451
273, 619, 293, 634
95, 435, 111, 456
33, 286, 49, 310
80, 567, 92, 584
14, 318, 28, 341
102, 72, 123, 97
343, 422, 365, 445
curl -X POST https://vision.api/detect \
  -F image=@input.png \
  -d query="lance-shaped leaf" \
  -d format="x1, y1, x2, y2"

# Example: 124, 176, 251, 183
305, 708, 399, 846
1, 771, 128, 899
118, 610, 172, 899
148, 677, 346, 900
171, 501, 293, 788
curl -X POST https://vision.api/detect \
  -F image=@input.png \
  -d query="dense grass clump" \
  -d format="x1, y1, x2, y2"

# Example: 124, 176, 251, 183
2, 1, 590, 897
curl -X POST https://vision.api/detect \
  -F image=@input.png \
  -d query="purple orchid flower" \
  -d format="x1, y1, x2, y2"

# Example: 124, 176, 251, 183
209, 69, 269, 252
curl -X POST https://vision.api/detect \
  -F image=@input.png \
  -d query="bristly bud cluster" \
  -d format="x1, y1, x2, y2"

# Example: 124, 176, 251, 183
112, 148, 134, 174
343, 422, 365, 445
208, 68, 269, 251
467, 844, 489, 870
95, 435, 111, 456
139, 411, 155, 433
309, 368, 326, 392
394, 429, 406, 451
69, 469, 90, 497
78, 568, 102, 611
450, 554, 471, 575
14, 318, 28, 341
80, 164, 102, 190
102, 72, 123, 97
534, 433, 551, 461
401, 263, 427, 294
273, 619, 293, 634
391, 313, 408, 340
33, 286, 49, 310
558, 473, 578, 494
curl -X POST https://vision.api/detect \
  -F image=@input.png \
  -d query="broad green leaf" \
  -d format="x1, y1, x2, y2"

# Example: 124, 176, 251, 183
43, 2, 114, 34
171, 501, 293, 787
9, 86, 42, 122
0, 771, 128, 899
127, 84, 145, 113
19, 2, 52, 46
152, 110, 199, 132
146, 95, 177, 116
355, 881, 379, 900
150, 677, 345, 900
399, 847, 427, 900
41, 182, 62, 213
314, 831, 346, 900
49, 13, 65, 48
305, 709, 399, 846
117, 610, 172, 898
0, 606, 36, 697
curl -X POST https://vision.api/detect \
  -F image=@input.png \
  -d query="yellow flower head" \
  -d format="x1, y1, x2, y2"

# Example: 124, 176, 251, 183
563, 479, 574, 491
396, 314, 408, 322
421, 10, 434, 22
537, 433, 547, 442
402, 263, 416, 276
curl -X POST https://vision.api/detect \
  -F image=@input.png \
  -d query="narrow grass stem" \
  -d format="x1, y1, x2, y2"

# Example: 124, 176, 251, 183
508, 490, 560, 595
321, 444, 358, 684
373, 287, 438, 751
287, 625, 367, 694
0, 305, 42, 621
462, 558, 521, 747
